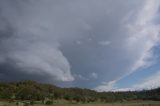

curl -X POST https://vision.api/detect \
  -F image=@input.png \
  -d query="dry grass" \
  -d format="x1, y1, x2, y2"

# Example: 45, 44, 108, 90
0, 101, 160, 106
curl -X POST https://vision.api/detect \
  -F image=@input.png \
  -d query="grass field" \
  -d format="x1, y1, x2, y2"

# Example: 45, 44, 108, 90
0, 100, 160, 106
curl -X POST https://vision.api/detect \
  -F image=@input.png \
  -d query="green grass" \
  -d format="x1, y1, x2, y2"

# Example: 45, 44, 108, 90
1, 100, 160, 106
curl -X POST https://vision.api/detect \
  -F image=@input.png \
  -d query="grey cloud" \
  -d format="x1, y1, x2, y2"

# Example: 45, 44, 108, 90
0, 0, 159, 89
0, 0, 75, 82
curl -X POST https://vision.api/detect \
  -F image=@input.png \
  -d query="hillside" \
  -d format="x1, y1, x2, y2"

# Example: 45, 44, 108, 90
0, 80, 160, 103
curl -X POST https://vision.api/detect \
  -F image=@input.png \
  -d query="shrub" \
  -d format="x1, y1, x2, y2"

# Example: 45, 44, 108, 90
45, 100, 53, 105
30, 100, 34, 105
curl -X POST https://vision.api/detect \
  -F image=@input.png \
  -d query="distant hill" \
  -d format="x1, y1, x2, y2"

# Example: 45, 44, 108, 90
0, 80, 160, 103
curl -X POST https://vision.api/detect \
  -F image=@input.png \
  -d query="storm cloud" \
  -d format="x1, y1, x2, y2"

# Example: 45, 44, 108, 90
0, 0, 159, 89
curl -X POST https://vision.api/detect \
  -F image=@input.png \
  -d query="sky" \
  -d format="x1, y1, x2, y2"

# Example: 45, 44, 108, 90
0, 0, 160, 92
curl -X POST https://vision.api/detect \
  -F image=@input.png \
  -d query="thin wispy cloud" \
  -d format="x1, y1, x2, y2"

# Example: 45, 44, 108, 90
95, 71, 160, 92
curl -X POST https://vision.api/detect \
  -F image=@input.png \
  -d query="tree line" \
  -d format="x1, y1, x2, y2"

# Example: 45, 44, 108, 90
0, 80, 159, 104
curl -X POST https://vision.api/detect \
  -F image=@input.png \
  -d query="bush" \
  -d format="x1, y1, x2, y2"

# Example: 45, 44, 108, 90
30, 100, 34, 105
16, 102, 19, 106
9, 98, 14, 103
45, 100, 53, 105
23, 102, 29, 106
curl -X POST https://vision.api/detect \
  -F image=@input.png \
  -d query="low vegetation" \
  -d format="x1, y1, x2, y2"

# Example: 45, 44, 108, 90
0, 80, 160, 106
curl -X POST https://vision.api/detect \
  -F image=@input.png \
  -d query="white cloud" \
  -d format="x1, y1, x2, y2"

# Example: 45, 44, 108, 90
95, 0, 160, 91
132, 71, 160, 90
74, 74, 89, 81
98, 41, 111, 46
1, 39, 74, 81
95, 71, 160, 92
90, 72, 98, 79
121, 71, 160, 91
125, 0, 160, 71
76, 40, 82, 45
94, 80, 117, 92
